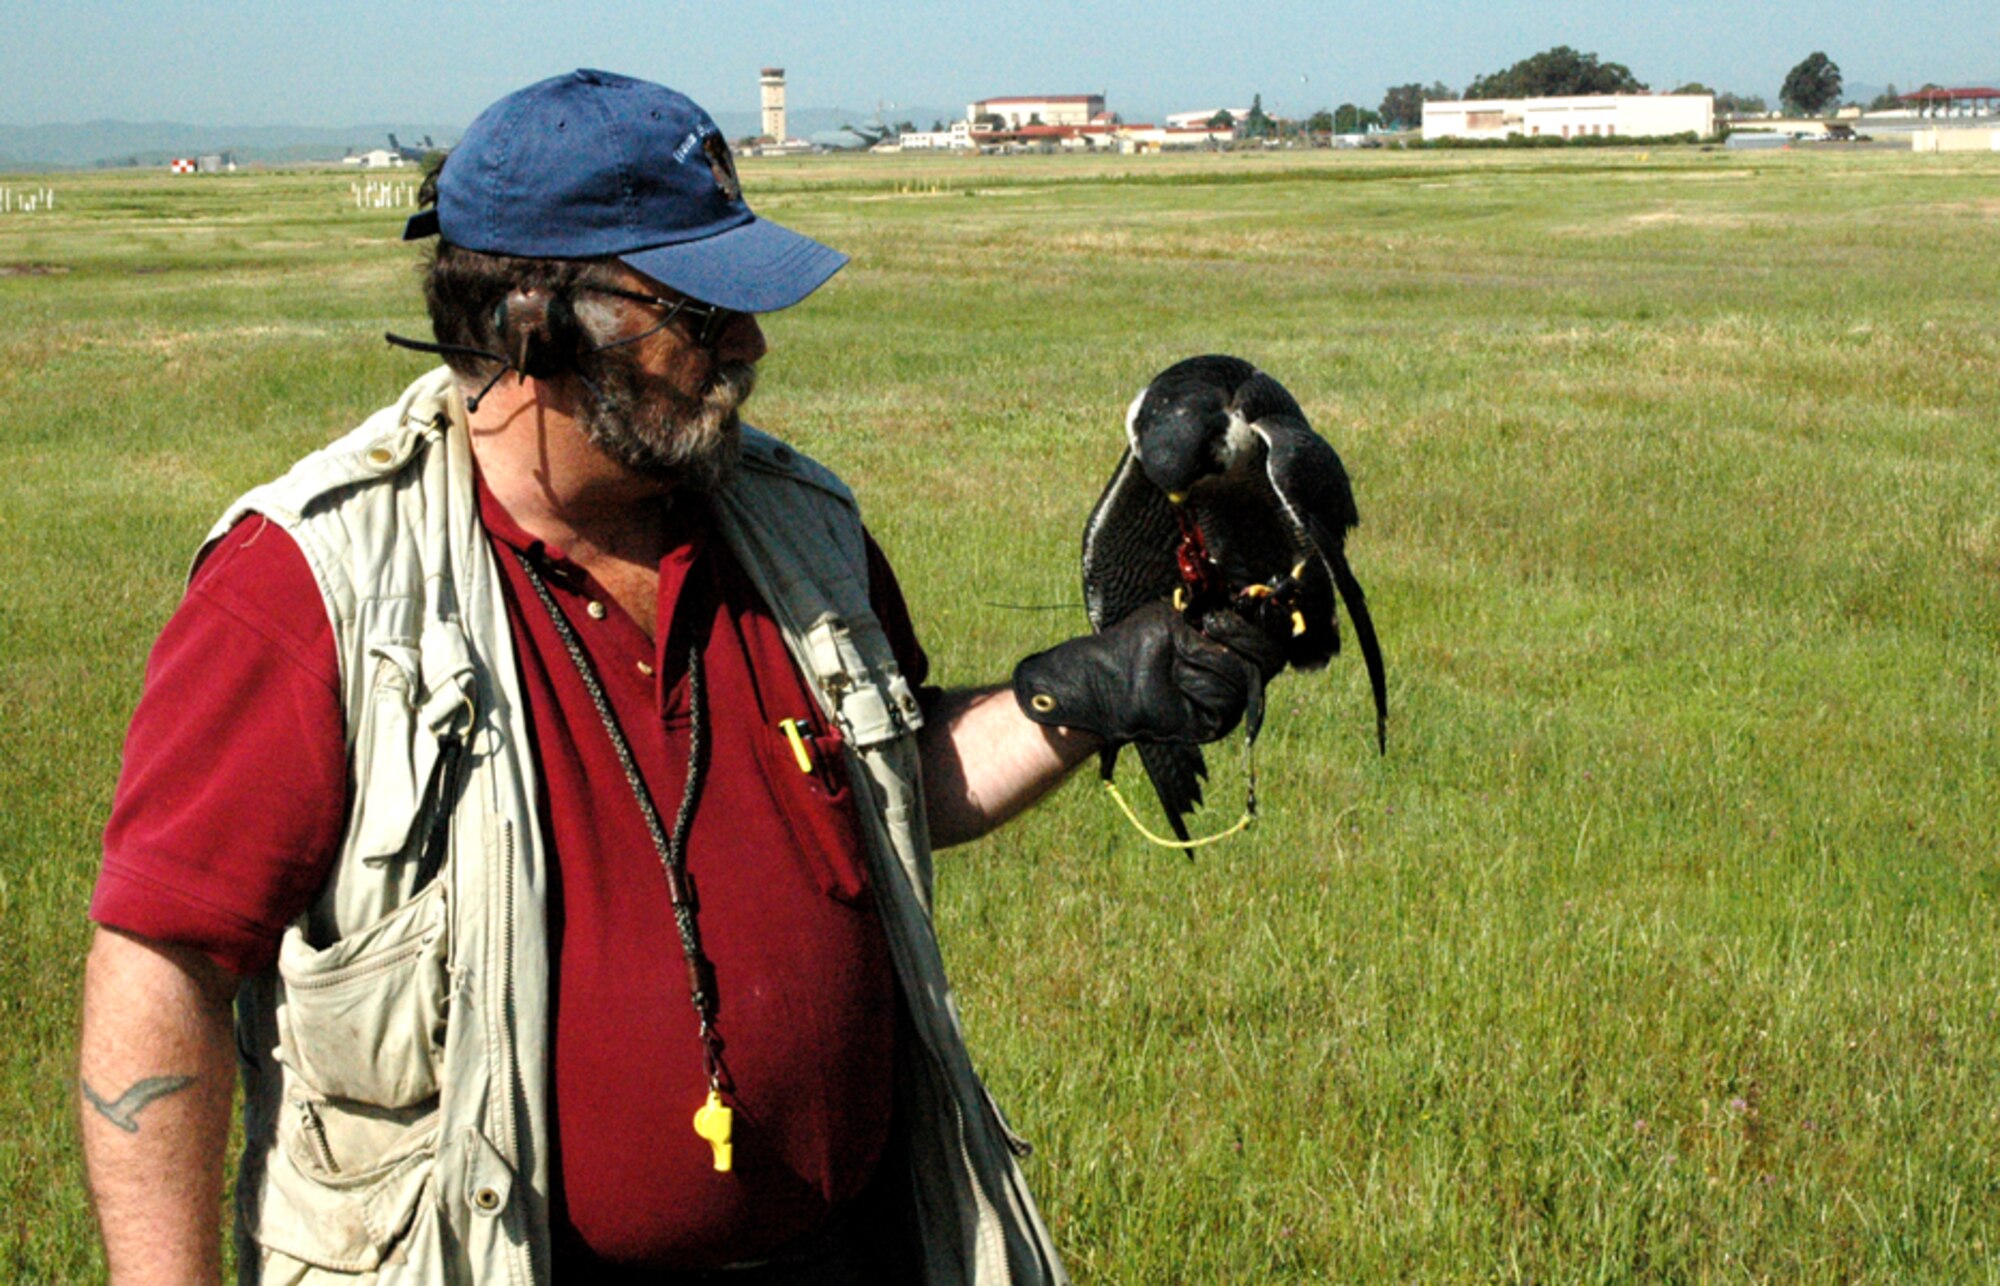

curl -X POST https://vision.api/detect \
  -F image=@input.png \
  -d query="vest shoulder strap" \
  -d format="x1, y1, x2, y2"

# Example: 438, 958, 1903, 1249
715, 429, 924, 747
196, 366, 458, 587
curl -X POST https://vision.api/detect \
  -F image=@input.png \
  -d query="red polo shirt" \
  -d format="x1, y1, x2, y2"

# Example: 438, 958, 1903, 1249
94, 470, 931, 1270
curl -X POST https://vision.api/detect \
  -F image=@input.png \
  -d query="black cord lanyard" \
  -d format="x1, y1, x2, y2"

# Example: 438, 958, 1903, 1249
511, 548, 737, 1170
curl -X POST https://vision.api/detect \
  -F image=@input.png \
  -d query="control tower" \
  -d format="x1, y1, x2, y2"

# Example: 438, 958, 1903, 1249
760, 68, 787, 142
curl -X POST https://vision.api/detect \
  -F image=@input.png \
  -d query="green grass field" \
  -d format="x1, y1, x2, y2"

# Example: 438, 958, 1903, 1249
4, 145, 1998, 1282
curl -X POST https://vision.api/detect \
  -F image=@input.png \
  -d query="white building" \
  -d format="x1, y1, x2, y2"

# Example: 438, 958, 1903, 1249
1167, 108, 1248, 130
342, 149, 405, 168
968, 94, 1105, 129
1423, 94, 1714, 142
1117, 124, 1237, 153
1912, 127, 2000, 153
900, 122, 974, 151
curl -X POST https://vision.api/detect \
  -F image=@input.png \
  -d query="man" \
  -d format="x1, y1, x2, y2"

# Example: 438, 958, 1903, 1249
79, 70, 1257, 1283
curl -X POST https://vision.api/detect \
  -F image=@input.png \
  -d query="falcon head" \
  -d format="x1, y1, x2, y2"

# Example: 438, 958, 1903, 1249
1126, 355, 1253, 500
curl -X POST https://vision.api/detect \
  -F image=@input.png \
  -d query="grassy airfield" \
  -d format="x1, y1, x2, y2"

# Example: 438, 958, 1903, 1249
3, 145, 1999, 1281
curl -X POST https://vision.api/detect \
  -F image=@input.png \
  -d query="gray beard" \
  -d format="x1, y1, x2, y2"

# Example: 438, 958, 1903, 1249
579, 358, 757, 494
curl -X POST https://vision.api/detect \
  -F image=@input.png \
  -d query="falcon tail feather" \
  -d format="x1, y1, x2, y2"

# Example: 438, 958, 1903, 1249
1305, 514, 1386, 754
1136, 741, 1206, 845
1329, 549, 1387, 755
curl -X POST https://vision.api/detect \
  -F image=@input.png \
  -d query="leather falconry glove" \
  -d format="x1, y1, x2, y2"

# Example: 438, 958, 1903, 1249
1012, 600, 1263, 746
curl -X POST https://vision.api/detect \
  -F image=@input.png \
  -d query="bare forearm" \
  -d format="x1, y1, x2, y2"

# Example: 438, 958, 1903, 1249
919, 685, 1101, 847
79, 927, 240, 1285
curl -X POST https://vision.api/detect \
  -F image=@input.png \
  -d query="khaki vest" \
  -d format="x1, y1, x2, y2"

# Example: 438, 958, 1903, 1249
209, 368, 1067, 1285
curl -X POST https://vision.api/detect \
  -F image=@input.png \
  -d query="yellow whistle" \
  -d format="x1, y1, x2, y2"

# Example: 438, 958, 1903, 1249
693, 1089, 733, 1172
778, 718, 814, 774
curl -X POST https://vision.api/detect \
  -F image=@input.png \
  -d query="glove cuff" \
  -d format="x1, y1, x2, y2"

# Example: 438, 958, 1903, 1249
1012, 648, 1083, 731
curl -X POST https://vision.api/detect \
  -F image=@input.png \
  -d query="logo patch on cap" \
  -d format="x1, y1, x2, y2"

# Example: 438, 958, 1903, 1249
703, 133, 742, 203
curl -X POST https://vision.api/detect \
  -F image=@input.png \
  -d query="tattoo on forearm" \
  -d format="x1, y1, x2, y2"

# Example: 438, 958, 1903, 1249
80, 1075, 196, 1133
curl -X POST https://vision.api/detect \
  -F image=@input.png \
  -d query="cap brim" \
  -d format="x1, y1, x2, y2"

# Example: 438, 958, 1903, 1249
403, 208, 440, 240
619, 216, 847, 314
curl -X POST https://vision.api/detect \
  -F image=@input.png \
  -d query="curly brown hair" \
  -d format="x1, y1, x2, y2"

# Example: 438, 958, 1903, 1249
414, 154, 619, 381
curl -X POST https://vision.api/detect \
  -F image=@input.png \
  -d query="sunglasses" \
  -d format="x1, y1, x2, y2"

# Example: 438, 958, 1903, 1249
580, 284, 741, 348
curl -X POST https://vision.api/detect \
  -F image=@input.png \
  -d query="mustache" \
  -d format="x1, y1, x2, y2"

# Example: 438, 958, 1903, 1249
705, 360, 756, 416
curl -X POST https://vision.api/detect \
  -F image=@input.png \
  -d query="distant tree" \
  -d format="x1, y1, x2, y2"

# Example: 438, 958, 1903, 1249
1781, 52, 1842, 115
1671, 82, 1714, 96
1426, 80, 1455, 102
931, 118, 944, 132
1208, 109, 1237, 129
1866, 84, 1902, 112
894, 119, 917, 135
974, 112, 1005, 131
1332, 103, 1382, 133
1306, 108, 1335, 134
1027, 112, 1045, 126
1379, 83, 1426, 128
1466, 45, 1648, 99
1714, 91, 1767, 115
1242, 93, 1276, 138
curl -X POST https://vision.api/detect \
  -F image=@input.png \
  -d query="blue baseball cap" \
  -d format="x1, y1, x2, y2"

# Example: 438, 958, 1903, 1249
404, 69, 845, 313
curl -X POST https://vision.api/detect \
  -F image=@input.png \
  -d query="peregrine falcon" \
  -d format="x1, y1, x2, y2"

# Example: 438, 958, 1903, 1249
1080, 354, 1386, 841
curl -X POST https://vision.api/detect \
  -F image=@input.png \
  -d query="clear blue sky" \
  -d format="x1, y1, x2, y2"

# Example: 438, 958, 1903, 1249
5, 0, 1993, 127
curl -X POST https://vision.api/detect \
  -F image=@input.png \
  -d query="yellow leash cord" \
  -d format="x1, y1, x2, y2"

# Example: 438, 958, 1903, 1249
1102, 736, 1259, 851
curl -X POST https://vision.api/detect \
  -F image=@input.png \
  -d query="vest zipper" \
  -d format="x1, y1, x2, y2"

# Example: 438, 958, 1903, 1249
952, 1090, 1014, 1284
494, 819, 520, 1162
297, 1098, 339, 1174
495, 818, 534, 1286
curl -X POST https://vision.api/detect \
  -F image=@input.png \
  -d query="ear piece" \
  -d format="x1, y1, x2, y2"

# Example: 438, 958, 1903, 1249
493, 287, 581, 381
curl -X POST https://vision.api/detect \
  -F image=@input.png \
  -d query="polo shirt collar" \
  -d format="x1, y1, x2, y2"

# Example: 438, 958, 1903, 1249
471, 462, 712, 571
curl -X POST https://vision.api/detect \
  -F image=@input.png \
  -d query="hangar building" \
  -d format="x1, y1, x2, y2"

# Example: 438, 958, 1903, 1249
968, 94, 1106, 129
1423, 94, 1714, 141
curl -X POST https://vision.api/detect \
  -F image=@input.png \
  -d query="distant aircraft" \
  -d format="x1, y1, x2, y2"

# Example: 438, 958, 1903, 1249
386, 133, 438, 163
809, 123, 895, 151
810, 102, 900, 152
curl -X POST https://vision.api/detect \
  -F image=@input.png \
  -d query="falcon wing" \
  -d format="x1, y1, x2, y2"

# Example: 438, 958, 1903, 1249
1080, 446, 1211, 838
1253, 415, 1388, 753
1081, 446, 1184, 631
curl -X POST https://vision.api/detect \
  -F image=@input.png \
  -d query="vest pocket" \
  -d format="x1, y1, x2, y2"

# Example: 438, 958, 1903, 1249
276, 878, 448, 1109
257, 1094, 441, 1273
347, 641, 432, 866
261, 881, 450, 1271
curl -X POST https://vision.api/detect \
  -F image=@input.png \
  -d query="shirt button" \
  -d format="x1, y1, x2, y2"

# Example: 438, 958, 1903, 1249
586, 601, 607, 620
637, 661, 655, 677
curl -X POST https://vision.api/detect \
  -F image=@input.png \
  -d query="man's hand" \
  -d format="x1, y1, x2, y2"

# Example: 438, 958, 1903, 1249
1010, 601, 1263, 746
79, 926, 240, 1285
